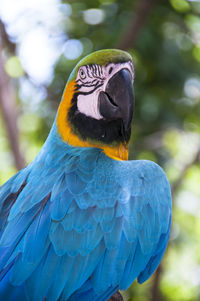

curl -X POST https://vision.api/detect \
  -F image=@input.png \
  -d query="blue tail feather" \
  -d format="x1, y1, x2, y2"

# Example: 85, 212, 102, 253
69, 278, 119, 301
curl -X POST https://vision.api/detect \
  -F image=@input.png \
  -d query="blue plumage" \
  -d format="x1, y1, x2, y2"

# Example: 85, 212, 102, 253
0, 122, 172, 300
0, 49, 172, 300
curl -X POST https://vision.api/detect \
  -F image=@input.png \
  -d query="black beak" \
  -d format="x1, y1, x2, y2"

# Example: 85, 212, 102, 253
99, 68, 134, 131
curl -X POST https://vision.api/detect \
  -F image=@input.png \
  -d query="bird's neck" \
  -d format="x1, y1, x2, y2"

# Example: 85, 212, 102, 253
37, 121, 100, 163
30, 123, 103, 181
35, 121, 128, 177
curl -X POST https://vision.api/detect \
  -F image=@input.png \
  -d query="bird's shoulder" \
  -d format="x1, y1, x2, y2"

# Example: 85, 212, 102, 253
91, 154, 172, 208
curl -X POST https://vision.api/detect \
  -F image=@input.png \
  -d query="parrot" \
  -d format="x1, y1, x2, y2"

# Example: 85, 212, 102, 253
0, 49, 172, 301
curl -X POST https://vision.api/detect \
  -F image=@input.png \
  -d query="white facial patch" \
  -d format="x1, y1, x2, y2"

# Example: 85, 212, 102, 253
77, 90, 103, 120
76, 61, 134, 120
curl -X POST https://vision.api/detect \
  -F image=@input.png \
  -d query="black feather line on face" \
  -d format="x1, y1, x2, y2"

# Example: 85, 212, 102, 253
76, 78, 99, 85
86, 65, 93, 78
67, 91, 131, 145
93, 64, 97, 75
98, 65, 103, 76
75, 82, 104, 95
87, 64, 103, 80
76, 78, 103, 90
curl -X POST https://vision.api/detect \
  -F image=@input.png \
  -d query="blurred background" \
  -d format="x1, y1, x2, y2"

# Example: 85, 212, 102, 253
0, 0, 200, 300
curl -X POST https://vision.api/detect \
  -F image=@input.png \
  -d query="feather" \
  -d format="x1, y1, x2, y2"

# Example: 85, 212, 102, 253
104, 217, 123, 249
22, 196, 51, 262
137, 226, 171, 283
51, 175, 73, 221
79, 150, 99, 172
0, 202, 41, 247
10, 169, 29, 193
70, 282, 119, 301
46, 253, 75, 301
50, 223, 83, 256
75, 192, 96, 208
60, 254, 90, 300
0, 271, 27, 301
25, 245, 59, 300
72, 207, 96, 232
77, 168, 94, 183
80, 224, 104, 254
65, 171, 87, 195
10, 249, 45, 286
112, 234, 133, 286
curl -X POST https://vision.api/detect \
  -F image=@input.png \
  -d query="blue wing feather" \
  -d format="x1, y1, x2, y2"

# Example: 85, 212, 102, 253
51, 178, 73, 221
25, 245, 60, 300
22, 196, 51, 262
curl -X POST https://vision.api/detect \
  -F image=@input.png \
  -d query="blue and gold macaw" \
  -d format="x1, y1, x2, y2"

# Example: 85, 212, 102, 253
0, 49, 172, 301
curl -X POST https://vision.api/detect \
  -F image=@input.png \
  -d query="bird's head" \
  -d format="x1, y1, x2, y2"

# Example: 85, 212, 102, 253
57, 49, 134, 160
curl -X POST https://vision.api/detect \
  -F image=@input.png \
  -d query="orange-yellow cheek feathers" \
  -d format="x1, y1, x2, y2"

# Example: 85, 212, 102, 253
57, 80, 90, 148
56, 80, 129, 161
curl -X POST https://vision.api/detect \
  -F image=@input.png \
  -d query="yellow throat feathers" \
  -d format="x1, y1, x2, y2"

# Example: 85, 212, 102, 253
56, 80, 129, 161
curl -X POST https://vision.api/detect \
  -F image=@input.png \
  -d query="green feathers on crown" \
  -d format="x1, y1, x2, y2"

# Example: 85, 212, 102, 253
68, 49, 133, 82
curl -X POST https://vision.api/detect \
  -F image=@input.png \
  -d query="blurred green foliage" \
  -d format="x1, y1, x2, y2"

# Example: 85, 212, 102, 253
0, 0, 200, 300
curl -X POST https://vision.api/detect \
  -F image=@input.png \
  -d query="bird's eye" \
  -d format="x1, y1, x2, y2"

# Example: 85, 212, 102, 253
79, 68, 86, 79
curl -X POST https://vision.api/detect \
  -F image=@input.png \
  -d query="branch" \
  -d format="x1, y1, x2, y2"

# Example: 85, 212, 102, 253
0, 21, 25, 170
109, 291, 124, 301
150, 264, 163, 301
150, 147, 200, 301
0, 20, 16, 53
118, 0, 157, 50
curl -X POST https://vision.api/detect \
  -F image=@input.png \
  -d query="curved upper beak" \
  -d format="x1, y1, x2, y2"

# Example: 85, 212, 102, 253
99, 68, 134, 131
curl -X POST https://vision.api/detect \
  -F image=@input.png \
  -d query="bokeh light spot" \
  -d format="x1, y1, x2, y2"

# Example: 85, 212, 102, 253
184, 77, 200, 99
185, 14, 200, 34
5, 56, 24, 78
19, 28, 59, 84
83, 9, 104, 25
170, 0, 190, 13
193, 45, 200, 62
63, 39, 83, 60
